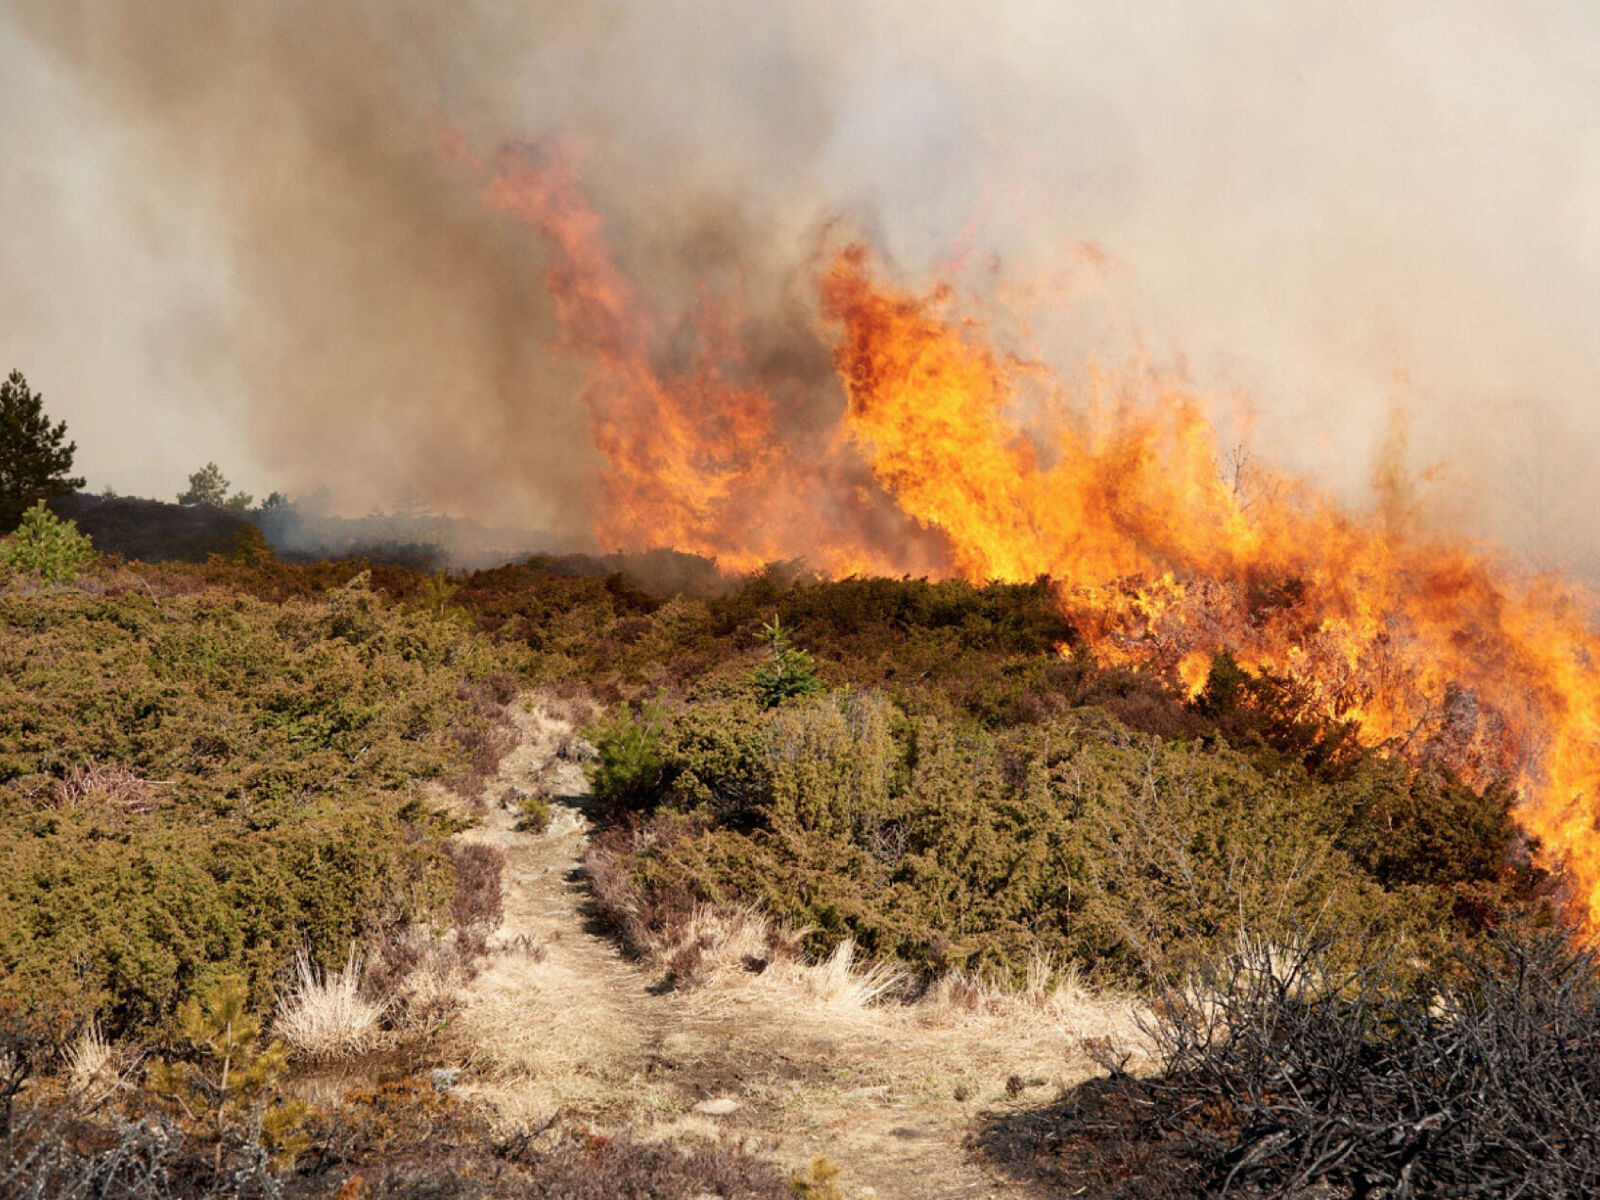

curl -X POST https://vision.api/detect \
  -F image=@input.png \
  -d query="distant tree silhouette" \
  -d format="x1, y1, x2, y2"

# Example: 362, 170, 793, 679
177, 462, 229, 506
392, 485, 431, 522
0, 370, 84, 533
178, 461, 253, 512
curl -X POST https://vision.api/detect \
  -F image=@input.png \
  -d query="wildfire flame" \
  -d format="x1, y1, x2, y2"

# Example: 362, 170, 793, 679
483, 143, 945, 578
484, 143, 1600, 936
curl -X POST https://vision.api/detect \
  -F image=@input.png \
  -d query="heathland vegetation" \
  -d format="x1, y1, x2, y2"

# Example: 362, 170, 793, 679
0, 432, 1591, 1195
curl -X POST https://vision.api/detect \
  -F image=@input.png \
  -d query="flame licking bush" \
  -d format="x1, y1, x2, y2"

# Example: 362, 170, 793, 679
484, 146, 1600, 936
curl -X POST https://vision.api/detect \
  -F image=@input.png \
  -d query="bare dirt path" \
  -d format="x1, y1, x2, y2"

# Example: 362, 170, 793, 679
448, 697, 1141, 1199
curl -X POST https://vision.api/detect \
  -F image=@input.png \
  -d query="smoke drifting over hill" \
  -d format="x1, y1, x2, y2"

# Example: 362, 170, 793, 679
0, 1, 1596, 567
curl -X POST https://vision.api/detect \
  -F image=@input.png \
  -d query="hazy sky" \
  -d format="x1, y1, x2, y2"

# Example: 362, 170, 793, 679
0, 1, 1595, 565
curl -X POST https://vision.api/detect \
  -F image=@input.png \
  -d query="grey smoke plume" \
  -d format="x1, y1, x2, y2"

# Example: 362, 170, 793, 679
0, 1, 1595, 568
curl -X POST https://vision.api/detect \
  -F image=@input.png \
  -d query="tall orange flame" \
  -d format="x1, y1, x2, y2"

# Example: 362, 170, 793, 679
484, 149, 1600, 935
483, 143, 946, 577
823, 247, 1600, 936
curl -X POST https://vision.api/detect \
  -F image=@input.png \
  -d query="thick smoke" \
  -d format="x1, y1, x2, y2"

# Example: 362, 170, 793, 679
0, 1, 1595, 568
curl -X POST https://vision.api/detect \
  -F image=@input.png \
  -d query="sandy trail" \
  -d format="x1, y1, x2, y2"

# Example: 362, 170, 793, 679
448, 698, 1139, 1199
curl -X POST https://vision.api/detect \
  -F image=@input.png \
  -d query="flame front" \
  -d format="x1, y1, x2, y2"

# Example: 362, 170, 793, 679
823, 248, 1600, 935
484, 151, 1600, 935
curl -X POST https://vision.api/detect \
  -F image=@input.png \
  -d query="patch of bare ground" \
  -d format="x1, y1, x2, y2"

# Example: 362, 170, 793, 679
445, 692, 1151, 1199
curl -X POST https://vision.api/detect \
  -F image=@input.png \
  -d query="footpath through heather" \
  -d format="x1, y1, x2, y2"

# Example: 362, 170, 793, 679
446, 696, 1143, 1199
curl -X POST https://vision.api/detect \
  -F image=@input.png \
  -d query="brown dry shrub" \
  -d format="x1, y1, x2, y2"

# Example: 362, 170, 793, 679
664, 939, 707, 991
447, 720, 517, 799
3, 1072, 792, 1199
483, 670, 520, 707
363, 928, 427, 1003
445, 675, 521, 797
446, 843, 504, 959
583, 818, 702, 960
364, 927, 463, 1031
536, 679, 597, 726
487, 1129, 791, 1200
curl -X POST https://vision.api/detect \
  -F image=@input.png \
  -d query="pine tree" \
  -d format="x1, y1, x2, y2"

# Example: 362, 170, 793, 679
0, 501, 96, 583
178, 461, 230, 506
179, 461, 254, 510
0, 370, 84, 533
147, 974, 308, 1172
751, 615, 823, 708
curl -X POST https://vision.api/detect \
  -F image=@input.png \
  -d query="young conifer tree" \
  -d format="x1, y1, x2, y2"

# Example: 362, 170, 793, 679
0, 370, 83, 532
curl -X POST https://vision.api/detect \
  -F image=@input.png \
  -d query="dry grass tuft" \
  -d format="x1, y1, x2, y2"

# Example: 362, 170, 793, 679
48, 761, 160, 814
532, 682, 602, 730
660, 905, 789, 989
913, 954, 1146, 1049
61, 1020, 135, 1105
368, 925, 474, 1031
919, 970, 988, 1016
790, 939, 907, 1011
275, 948, 386, 1060
657, 906, 1146, 1065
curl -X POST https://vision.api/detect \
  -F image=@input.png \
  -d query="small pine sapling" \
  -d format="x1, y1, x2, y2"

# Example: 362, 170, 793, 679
751, 615, 822, 708
147, 975, 309, 1172
790, 1155, 845, 1199
0, 500, 95, 583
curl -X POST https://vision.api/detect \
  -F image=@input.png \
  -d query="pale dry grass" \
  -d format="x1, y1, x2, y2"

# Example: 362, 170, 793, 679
275, 948, 386, 1060
529, 683, 602, 733
453, 945, 682, 1127
916, 952, 1144, 1037
679, 919, 1153, 1095
671, 905, 772, 968
671, 910, 1143, 1051
658, 904, 804, 988
62, 1019, 137, 1105
457, 954, 605, 1080
783, 939, 908, 1012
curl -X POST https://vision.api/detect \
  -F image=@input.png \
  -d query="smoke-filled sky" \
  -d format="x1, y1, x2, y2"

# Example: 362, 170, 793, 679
0, 1, 1595, 567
